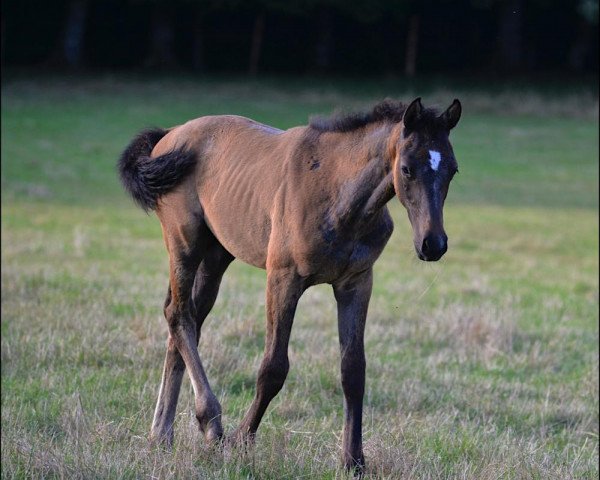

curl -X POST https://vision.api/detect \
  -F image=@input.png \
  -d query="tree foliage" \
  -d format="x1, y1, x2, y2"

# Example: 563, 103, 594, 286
1, 0, 597, 74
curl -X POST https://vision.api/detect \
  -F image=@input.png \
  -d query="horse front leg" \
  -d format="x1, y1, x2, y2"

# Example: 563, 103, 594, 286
232, 267, 304, 442
333, 268, 373, 475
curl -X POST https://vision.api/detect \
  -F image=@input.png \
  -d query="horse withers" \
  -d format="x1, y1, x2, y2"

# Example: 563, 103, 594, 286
118, 97, 461, 474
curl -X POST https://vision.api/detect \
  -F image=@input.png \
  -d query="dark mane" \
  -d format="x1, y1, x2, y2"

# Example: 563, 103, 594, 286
309, 99, 441, 133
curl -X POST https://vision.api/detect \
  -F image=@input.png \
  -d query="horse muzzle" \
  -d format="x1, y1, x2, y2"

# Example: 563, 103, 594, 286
416, 233, 448, 262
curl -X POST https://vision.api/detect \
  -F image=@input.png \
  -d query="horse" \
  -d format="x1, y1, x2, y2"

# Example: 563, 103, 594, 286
118, 97, 461, 474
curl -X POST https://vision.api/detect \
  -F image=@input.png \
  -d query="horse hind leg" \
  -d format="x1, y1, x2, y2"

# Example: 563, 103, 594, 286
151, 284, 185, 446
190, 240, 234, 344
151, 242, 234, 446
152, 205, 224, 445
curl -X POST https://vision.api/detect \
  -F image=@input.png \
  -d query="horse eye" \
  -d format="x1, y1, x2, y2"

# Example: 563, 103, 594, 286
401, 166, 411, 177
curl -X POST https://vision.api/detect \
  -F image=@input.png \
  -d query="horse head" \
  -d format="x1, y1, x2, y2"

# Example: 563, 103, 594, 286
392, 98, 461, 261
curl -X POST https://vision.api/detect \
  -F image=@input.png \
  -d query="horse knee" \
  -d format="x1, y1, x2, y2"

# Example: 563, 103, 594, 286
164, 300, 191, 330
163, 300, 178, 327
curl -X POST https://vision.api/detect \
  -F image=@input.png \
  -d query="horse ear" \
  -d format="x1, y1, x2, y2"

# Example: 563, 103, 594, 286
440, 98, 462, 130
403, 97, 423, 131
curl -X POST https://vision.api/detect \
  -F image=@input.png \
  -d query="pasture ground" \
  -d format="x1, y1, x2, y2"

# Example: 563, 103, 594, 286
1, 75, 598, 479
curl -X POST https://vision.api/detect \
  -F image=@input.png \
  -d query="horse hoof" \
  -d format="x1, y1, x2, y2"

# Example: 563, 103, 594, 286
149, 428, 174, 449
204, 426, 224, 446
344, 455, 366, 478
227, 429, 255, 449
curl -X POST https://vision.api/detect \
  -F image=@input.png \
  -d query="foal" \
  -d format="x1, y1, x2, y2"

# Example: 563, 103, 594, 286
118, 97, 461, 472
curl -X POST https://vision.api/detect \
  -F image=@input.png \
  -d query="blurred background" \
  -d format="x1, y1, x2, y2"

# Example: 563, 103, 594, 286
2, 0, 598, 78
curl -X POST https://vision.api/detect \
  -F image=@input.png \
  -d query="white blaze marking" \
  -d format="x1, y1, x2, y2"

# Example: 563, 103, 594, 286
429, 150, 442, 171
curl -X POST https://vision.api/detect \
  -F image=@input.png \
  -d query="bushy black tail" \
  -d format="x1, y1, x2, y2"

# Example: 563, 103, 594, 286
118, 128, 197, 212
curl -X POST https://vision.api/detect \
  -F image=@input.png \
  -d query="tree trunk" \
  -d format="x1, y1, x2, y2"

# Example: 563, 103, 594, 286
192, 8, 205, 72
568, 19, 592, 72
249, 12, 265, 76
404, 14, 419, 78
145, 4, 177, 69
1, 15, 5, 68
315, 10, 333, 71
63, 0, 88, 68
495, 0, 523, 71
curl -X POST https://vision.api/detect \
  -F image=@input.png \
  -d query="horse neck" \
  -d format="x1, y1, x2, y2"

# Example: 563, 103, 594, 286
331, 123, 399, 227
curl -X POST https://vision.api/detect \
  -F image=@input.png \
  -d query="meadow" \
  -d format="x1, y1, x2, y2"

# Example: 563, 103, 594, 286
1, 74, 598, 479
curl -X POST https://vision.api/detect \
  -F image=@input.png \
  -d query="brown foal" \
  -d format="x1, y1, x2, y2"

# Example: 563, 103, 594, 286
118, 97, 461, 473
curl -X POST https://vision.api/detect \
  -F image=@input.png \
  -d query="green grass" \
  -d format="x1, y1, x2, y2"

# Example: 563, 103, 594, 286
2, 75, 598, 479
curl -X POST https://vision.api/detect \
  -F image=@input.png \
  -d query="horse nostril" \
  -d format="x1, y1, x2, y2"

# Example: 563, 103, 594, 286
422, 237, 431, 255
421, 234, 448, 260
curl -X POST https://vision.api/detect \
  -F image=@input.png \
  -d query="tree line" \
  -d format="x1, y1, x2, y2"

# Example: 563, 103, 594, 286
2, 0, 598, 76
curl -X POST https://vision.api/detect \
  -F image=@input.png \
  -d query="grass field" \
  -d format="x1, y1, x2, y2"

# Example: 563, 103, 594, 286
1, 74, 598, 479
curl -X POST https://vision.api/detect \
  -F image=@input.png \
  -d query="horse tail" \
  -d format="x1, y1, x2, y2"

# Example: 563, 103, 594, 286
118, 128, 197, 212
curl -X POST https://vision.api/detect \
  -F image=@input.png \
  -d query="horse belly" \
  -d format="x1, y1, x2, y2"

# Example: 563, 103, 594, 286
199, 191, 271, 269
